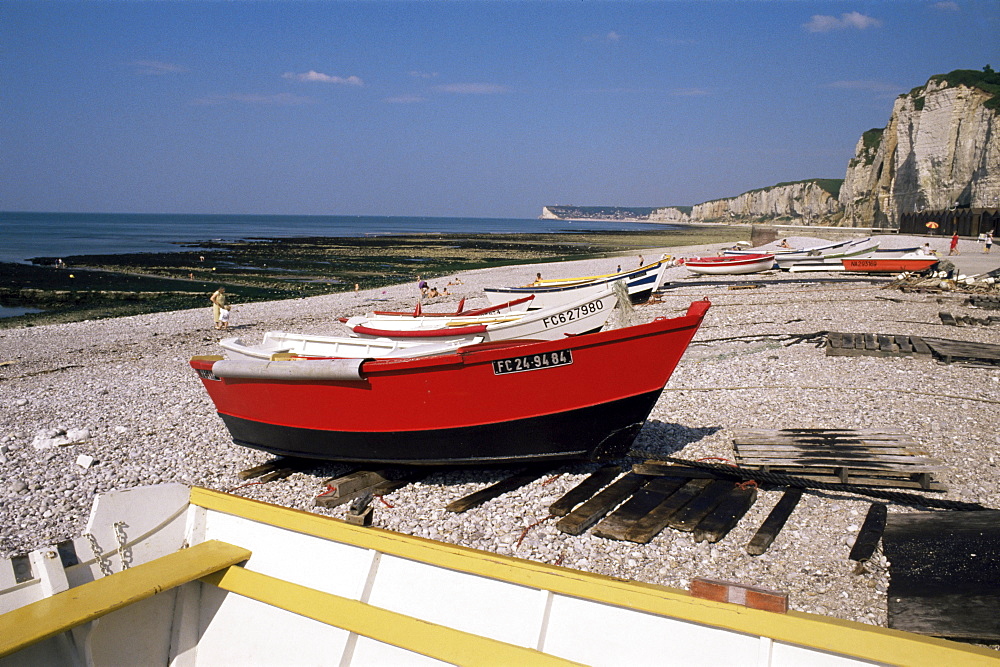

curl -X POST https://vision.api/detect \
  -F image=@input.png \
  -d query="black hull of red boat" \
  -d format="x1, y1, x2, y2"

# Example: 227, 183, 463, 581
219, 389, 661, 465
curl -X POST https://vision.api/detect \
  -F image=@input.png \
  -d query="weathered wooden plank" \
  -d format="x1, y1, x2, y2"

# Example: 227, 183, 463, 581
910, 337, 932, 355
555, 473, 647, 536
736, 469, 945, 491
631, 461, 727, 479
445, 468, 549, 513
746, 487, 803, 556
667, 480, 738, 532
320, 469, 392, 498
897, 336, 914, 354
734, 456, 948, 472
548, 465, 622, 517
693, 485, 758, 544
849, 503, 888, 562
883, 511, 1000, 640
591, 477, 689, 540
622, 478, 713, 544
315, 478, 410, 509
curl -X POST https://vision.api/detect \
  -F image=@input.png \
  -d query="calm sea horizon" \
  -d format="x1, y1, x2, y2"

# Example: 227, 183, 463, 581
0, 211, 674, 264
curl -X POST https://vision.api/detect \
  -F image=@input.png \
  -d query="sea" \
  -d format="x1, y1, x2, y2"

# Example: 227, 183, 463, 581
0, 211, 669, 265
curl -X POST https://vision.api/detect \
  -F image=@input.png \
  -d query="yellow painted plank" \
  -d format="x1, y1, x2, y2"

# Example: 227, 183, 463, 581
190, 487, 1000, 666
0, 540, 251, 658
202, 565, 582, 667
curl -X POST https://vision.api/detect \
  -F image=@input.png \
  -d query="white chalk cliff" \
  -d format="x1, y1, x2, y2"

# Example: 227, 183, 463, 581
840, 73, 1000, 227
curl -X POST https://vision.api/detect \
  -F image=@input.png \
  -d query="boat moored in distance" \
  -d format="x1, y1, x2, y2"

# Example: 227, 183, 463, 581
344, 285, 618, 343
682, 253, 775, 275
190, 301, 711, 465
483, 258, 669, 307
2, 483, 996, 666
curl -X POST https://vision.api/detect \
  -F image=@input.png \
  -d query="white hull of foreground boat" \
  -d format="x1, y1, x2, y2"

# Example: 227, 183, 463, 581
2, 484, 996, 666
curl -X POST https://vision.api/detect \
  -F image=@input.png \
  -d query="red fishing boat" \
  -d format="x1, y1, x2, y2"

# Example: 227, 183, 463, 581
189, 301, 710, 465
682, 253, 775, 275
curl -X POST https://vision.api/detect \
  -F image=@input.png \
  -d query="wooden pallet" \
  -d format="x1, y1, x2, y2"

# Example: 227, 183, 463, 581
825, 332, 932, 357
732, 429, 947, 491
826, 331, 1000, 366
552, 465, 756, 544
921, 336, 1000, 366
967, 294, 1000, 310
938, 312, 999, 327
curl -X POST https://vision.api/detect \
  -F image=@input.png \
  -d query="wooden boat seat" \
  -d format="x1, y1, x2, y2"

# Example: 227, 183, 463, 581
0, 540, 251, 658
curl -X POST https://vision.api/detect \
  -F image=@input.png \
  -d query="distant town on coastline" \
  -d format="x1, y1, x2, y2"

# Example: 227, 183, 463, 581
543, 67, 1000, 231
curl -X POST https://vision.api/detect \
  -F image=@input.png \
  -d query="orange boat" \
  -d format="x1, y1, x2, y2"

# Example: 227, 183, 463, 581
841, 255, 938, 272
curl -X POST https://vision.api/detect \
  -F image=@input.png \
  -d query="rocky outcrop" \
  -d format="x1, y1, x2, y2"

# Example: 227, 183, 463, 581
840, 71, 1000, 227
679, 180, 843, 224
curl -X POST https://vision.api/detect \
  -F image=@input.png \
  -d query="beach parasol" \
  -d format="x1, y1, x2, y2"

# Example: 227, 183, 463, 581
925, 221, 939, 229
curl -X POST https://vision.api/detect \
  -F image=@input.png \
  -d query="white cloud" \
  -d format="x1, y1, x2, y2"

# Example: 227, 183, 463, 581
191, 92, 313, 106
282, 70, 364, 86
584, 31, 624, 43
804, 12, 882, 32
433, 83, 508, 95
133, 60, 187, 75
409, 71, 439, 79
933, 1, 960, 11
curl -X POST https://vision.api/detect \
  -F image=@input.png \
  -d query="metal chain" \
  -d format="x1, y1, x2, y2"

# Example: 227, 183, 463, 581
114, 521, 131, 570
83, 532, 114, 577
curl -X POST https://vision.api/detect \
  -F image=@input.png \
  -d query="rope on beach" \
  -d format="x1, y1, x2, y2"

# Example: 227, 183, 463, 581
650, 456, 990, 511
661, 384, 1000, 406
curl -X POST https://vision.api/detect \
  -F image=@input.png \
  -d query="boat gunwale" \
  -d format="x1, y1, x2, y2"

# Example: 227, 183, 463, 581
188, 486, 1000, 666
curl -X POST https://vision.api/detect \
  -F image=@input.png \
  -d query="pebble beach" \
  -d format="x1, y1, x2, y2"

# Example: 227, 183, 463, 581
2, 233, 999, 637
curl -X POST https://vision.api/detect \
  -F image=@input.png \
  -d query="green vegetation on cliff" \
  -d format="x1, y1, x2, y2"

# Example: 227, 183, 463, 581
909, 66, 1000, 112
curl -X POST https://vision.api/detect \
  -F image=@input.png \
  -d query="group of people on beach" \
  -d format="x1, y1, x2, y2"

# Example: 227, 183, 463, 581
948, 230, 994, 255
416, 276, 451, 299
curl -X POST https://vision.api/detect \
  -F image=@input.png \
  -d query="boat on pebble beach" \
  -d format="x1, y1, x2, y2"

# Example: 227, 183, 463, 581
774, 238, 880, 271
841, 254, 940, 273
1, 482, 995, 666
189, 301, 710, 465
343, 285, 618, 344
483, 258, 669, 307
682, 253, 776, 275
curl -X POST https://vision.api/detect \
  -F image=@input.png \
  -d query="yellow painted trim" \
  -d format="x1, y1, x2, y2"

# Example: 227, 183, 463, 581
535, 260, 663, 284
202, 566, 582, 666
190, 355, 224, 362
190, 488, 1000, 666
0, 540, 251, 658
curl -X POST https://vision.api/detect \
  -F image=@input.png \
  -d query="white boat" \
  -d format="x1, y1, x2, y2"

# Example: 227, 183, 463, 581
484, 259, 669, 308
218, 332, 485, 361
345, 285, 618, 343
683, 253, 775, 275
0, 484, 993, 666
775, 238, 880, 271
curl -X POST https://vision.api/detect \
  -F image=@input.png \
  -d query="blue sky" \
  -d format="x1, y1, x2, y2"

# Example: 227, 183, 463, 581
2, 1, 997, 219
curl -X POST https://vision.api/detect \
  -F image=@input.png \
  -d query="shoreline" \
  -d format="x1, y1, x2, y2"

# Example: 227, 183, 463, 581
2, 234, 999, 645
0, 227, 744, 329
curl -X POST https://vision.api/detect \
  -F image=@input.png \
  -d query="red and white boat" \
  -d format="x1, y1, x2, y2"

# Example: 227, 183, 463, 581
218, 332, 484, 361
682, 253, 775, 275
841, 254, 938, 273
343, 286, 618, 343
189, 301, 710, 465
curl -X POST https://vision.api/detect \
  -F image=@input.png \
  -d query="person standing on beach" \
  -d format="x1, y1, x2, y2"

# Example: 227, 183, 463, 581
986, 232, 994, 253
949, 232, 960, 255
210, 287, 228, 330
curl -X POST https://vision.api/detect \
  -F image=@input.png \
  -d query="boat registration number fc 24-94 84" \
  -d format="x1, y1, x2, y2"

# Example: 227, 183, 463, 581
540, 299, 604, 328
493, 350, 573, 375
